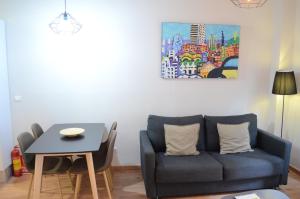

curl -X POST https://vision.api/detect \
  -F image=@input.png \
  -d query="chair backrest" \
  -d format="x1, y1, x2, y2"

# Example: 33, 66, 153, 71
102, 130, 117, 170
107, 121, 117, 142
110, 121, 117, 133
31, 123, 44, 139
102, 121, 117, 143
17, 132, 35, 170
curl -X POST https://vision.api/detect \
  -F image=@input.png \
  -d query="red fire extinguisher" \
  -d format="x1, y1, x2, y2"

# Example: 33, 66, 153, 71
15, 145, 28, 173
11, 145, 22, 177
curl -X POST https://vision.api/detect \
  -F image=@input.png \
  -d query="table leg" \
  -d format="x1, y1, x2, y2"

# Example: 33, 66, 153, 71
86, 152, 99, 199
32, 154, 44, 199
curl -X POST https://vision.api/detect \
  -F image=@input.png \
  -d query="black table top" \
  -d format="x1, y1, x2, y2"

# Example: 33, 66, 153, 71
25, 123, 106, 154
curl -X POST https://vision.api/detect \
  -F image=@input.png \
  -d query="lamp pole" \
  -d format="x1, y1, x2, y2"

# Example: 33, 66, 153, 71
280, 95, 285, 138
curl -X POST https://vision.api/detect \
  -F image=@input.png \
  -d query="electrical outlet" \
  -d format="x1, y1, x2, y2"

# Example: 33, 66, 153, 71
14, 96, 23, 102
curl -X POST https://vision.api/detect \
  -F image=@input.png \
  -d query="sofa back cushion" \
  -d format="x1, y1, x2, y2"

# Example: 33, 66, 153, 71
147, 115, 205, 152
205, 113, 257, 152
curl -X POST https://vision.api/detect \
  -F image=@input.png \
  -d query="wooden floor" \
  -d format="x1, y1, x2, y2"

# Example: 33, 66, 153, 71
0, 168, 299, 199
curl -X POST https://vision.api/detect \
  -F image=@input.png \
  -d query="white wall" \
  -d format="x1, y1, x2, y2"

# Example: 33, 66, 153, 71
267, 0, 300, 170
270, 0, 296, 136
284, 0, 300, 170
0, 0, 276, 165
0, 20, 13, 171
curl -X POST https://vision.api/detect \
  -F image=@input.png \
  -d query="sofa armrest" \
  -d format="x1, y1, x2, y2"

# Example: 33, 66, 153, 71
140, 130, 157, 198
257, 128, 292, 184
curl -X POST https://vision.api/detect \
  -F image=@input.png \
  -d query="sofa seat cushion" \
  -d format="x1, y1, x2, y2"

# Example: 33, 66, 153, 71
156, 152, 223, 183
210, 149, 284, 181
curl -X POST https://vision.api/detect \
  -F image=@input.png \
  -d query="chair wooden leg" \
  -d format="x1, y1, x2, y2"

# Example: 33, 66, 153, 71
27, 174, 34, 199
103, 171, 112, 199
105, 170, 113, 192
74, 174, 82, 199
40, 175, 43, 192
67, 171, 74, 191
40, 175, 50, 193
57, 175, 63, 199
107, 167, 113, 187
109, 166, 113, 176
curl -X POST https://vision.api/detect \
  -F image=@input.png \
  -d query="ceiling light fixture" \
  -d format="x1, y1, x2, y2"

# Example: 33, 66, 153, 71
49, 0, 82, 35
231, 0, 268, 8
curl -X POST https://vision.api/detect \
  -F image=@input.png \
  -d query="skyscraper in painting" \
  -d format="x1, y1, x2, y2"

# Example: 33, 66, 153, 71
190, 24, 206, 45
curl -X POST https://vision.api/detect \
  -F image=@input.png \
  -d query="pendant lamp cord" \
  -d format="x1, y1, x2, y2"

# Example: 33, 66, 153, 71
64, 0, 67, 14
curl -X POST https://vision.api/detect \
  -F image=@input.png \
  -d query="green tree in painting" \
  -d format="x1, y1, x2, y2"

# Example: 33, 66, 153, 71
226, 32, 240, 46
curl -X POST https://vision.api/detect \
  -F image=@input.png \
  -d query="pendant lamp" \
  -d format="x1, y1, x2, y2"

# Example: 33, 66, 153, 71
231, 0, 268, 8
49, 0, 82, 34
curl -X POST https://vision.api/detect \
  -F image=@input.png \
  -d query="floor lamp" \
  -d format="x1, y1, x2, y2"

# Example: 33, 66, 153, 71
272, 70, 297, 138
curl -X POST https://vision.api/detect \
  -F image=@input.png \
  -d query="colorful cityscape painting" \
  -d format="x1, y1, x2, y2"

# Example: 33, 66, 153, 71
161, 23, 240, 79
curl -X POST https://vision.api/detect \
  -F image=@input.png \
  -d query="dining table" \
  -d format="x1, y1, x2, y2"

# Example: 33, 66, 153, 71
25, 123, 106, 199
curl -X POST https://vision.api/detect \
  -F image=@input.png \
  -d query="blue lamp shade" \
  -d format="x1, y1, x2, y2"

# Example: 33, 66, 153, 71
272, 70, 297, 95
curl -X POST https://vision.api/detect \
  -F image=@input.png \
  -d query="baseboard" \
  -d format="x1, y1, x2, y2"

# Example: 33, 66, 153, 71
112, 165, 141, 172
289, 165, 300, 176
0, 164, 12, 183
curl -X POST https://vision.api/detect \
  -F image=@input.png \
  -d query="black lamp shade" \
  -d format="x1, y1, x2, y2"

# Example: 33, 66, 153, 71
272, 71, 297, 95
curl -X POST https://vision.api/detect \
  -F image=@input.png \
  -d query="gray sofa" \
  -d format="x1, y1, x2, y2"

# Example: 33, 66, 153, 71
140, 114, 292, 199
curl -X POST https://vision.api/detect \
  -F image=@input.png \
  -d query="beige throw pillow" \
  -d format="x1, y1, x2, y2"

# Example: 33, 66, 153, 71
164, 123, 200, 156
217, 122, 253, 154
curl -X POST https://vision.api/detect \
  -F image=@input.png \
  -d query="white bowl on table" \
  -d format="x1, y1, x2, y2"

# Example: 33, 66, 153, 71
60, 128, 85, 137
